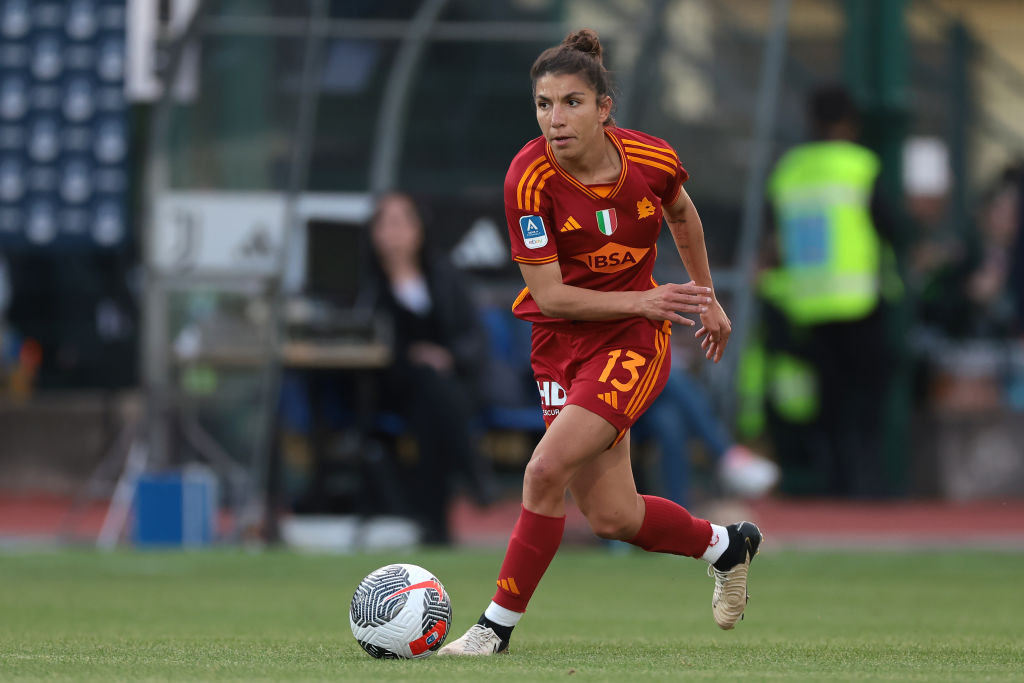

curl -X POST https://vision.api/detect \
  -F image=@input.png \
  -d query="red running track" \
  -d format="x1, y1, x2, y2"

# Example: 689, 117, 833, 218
3, 492, 1023, 549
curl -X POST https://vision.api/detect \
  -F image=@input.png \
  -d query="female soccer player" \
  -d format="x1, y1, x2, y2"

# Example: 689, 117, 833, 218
439, 29, 762, 656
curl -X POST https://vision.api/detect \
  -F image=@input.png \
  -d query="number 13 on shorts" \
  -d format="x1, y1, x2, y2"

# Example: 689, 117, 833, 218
532, 323, 671, 441
598, 349, 646, 392
592, 331, 671, 441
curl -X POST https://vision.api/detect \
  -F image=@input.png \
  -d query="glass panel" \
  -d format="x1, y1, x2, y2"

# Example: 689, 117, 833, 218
329, 0, 419, 21
164, 32, 303, 191
306, 39, 401, 192
399, 39, 548, 195
206, 0, 311, 19
442, 0, 564, 22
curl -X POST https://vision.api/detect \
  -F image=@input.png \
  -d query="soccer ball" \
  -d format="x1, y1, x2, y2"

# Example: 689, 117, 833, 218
349, 563, 452, 659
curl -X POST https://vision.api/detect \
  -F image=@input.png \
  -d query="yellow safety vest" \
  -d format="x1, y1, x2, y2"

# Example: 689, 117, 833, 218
767, 141, 882, 325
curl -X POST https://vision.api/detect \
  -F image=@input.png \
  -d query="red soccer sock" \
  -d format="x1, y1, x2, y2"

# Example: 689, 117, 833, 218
491, 505, 566, 613
627, 494, 713, 558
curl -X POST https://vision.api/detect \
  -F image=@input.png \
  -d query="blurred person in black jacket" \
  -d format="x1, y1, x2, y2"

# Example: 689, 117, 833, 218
368, 191, 495, 544
916, 163, 1023, 339
1011, 163, 1024, 333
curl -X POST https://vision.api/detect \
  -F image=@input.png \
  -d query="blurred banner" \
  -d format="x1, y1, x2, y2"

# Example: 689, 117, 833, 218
0, 0, 129, 249
151, 192, 287, 277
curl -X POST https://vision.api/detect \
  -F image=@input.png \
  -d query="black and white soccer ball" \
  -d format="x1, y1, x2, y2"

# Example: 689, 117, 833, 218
349, 563, 452, 659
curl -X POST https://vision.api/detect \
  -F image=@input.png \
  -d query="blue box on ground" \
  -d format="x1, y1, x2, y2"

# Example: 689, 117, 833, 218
133, 466, 218, 547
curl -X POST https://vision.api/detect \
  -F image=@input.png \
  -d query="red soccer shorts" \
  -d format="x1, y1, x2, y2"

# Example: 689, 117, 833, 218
531, 318, 672, 446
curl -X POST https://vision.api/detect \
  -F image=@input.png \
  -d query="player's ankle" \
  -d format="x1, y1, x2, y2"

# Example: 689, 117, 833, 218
712, 524, 745, 571
478, 614, 514, 648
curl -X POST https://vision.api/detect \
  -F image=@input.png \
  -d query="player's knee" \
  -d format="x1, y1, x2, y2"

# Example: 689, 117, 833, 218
523, 455, 569, 499
585, 511, 635, 541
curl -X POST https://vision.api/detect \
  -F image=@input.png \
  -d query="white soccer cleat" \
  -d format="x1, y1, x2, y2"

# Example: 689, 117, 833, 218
719, 446, 780, 498
436, 623, 507, 656
709, 521, 762, 630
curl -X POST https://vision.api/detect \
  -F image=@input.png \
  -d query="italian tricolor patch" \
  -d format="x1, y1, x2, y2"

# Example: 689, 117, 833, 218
595, 208, 617, 236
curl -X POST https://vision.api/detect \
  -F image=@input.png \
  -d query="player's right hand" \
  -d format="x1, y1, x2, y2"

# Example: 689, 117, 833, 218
636, 281, 712, 326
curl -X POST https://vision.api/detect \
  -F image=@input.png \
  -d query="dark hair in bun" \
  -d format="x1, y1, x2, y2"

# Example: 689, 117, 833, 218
562, 28, 603, 62
530, 28, 615, 126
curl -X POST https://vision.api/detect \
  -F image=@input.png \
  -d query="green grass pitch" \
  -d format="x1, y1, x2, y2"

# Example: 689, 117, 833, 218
0, 547, 1021, 681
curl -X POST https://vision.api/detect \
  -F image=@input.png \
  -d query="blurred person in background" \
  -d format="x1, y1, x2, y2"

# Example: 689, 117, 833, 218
441, 29, 762, 657
367, 191, 495, 545
915, 162, 1022, 339
632, 358, 780, 507
1009, 163, 1024, 333
764, 83, 899, 498
964, 164, 1022, 336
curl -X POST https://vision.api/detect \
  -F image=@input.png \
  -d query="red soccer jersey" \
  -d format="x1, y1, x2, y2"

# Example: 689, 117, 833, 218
504, 126, 689, 326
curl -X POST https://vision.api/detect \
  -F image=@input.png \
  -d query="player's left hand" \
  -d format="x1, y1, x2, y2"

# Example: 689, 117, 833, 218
694, 299, 731, 363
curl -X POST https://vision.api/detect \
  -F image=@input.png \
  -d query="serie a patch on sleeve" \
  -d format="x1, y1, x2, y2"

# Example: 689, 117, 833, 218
519, 215, 548, 249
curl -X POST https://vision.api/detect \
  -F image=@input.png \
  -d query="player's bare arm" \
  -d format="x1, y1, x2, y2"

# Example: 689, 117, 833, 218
664, 186, 732, 362
518, 260, 712, 326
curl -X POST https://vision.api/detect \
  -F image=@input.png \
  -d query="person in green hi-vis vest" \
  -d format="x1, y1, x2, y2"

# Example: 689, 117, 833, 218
764, 84, 900, 498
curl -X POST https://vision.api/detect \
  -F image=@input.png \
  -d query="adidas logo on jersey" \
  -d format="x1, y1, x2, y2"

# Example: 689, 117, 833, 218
561, 216, 582, 232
